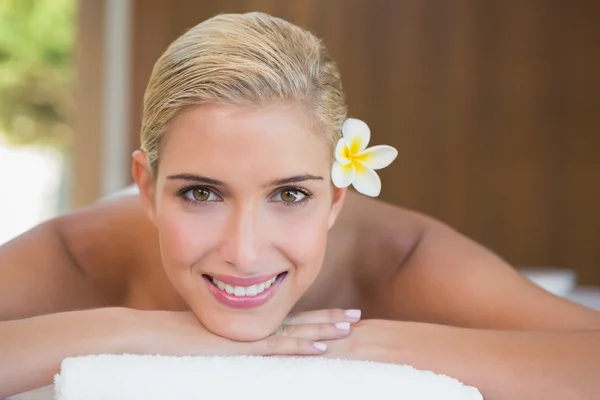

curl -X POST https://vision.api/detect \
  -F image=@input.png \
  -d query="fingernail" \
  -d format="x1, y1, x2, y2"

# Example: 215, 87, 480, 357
335, 322, 351, 331
313, 342, 327, 352
345, 309, 361, 320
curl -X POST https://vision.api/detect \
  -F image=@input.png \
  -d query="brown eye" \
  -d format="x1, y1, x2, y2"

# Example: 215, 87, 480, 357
192, 188, 210, 201
281, 189, 300, 202
270, 188, 311, 206
181, 187, 220, 204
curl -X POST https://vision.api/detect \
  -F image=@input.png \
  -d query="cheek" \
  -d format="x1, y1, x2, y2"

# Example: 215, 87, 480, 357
157, 206, 218, 268
273, 207, 330, 269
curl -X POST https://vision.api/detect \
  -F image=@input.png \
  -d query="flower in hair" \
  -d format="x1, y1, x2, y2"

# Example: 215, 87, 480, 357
331, 118, 398, 197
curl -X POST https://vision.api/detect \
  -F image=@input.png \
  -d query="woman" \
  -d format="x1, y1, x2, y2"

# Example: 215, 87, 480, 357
1, 12, 599, 399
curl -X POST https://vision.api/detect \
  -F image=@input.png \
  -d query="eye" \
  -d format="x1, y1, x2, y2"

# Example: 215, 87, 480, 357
271, 188, 312, 206
180, 187, 221, 203
192, 188, 210, 201
286, 189, 305, 202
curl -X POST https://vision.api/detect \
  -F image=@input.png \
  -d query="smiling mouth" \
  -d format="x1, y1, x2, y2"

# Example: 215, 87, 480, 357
203, 272, 288, 297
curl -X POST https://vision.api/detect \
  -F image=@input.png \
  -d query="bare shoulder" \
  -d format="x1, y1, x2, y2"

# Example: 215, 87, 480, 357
0, 193, 158, 320
56, 194, 162, 306
369, 200, 600, 330
335, 191, 430, 267
330, 192, 433, 314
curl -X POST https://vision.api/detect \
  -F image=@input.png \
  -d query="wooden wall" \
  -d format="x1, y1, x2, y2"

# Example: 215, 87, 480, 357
127, 0, 600, 285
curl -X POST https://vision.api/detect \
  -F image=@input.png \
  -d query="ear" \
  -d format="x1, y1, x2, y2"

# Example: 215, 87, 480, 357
132, 150, 158, 226
327, 186, 348, 230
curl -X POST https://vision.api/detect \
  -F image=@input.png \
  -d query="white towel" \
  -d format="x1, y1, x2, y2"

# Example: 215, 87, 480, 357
54, 355, 483, 400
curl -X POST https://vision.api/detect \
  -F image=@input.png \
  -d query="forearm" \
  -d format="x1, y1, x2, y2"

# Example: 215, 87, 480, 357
0, 307, 136, 398
372, 322, 599, 400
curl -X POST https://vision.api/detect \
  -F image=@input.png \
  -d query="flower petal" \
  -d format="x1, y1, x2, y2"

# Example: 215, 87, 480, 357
342, 118, 371, 154
355, 145, 398, 170
352, 162, 381, 197
334, 138, 351, 165
331, 161, 355, 188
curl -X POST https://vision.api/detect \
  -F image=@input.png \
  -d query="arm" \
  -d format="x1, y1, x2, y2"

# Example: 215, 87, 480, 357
0, 306, 359, 398
389, 216, 600, 330
0, 307, 135, 397
0, 195, 141, 396
327, 319, 600, 400
0, 195, 149, 394
344, 214, 600, 399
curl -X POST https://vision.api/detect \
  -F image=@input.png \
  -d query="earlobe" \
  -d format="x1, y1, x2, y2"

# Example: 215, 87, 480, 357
131, 150, 158, 225
327, 186, 348, 229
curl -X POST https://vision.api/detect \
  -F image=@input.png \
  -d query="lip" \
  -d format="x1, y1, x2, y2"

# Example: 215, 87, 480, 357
207, 273, 281, 287
204, 273, 287, 309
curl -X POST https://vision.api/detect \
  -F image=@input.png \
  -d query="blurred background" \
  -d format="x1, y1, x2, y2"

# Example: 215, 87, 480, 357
0, 1, 598, 295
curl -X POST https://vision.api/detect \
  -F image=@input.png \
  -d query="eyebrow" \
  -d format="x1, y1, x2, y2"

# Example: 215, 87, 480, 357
166, 174, 224, 186
269, 174, 323, 186
166, 173, 324, 187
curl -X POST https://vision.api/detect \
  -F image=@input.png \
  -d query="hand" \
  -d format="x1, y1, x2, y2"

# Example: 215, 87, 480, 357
321, 319, 407, 362
130, 308, 362, 357
321, 319, 453, 364
264, 308, 363, 355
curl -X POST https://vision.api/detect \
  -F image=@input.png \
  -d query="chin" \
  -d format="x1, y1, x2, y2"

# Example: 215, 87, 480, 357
188, 287, 298, 342
199, 313, 286, 342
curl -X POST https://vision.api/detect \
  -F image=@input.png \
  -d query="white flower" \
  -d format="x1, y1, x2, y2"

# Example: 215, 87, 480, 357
331, 118, 398, 197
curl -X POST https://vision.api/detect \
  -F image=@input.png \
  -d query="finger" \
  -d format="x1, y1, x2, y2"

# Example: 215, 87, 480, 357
284, 309, 361, 325
277, 322, 351, 340
253, 335, 329, 356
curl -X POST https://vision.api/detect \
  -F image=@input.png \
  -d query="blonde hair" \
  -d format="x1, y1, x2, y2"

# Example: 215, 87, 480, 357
140, 12, 347, 175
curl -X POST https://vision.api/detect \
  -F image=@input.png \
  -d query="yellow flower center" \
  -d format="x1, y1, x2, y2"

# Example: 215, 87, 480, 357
343, 138, 371, 165
344, 144, 354, 161
348, 137, 363, 155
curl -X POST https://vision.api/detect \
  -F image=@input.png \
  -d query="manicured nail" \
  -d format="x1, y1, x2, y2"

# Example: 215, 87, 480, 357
313, 342, 327, 352
335, 322, 351, 331
345, 309, 361, 320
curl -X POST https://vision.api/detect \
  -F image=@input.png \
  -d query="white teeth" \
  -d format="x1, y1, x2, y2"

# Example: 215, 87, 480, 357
211, 275, 281, 297
265, 276, 276, 289
246, 285, 258, 296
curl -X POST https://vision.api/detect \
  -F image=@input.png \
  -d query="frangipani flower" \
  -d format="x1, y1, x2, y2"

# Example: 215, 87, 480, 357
331, 118, 398, 197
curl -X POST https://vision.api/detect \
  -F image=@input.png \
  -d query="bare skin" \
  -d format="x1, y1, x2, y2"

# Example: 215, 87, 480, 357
1, 190, 600, 398
0, 190, 420, 319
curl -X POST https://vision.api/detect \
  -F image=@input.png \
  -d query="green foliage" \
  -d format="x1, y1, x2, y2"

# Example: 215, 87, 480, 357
0, 0, 76, 147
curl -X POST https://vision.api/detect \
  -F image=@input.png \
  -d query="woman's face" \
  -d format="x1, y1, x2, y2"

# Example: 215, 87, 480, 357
135, 103, 346, 341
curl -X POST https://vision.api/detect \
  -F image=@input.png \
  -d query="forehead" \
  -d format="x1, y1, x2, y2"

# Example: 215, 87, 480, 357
158, 104, 331, 180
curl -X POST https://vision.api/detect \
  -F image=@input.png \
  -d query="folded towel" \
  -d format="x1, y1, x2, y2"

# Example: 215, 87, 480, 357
54, 355, 482, 400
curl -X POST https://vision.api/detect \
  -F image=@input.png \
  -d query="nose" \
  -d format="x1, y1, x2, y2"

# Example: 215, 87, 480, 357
220, 204, 267, 272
